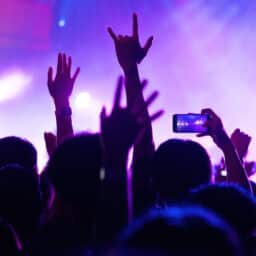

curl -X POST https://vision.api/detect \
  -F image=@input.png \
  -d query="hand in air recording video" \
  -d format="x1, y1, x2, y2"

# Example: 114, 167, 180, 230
198, 108, 251, 191
197, 108, 229, 150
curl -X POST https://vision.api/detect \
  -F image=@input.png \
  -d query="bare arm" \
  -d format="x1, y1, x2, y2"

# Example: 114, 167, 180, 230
100, 76, 162, 237
108, 14, 163, 216
198, 108, 252, 192
108, 14, 156, 163
100, 77, 139, 237
47, 53, 80, 144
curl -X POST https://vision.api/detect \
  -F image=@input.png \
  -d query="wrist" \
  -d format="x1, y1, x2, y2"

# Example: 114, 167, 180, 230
54, 102, 72, 117
217, 130, 233, 151
54, 98, 70, 112
123, 64, 138, 77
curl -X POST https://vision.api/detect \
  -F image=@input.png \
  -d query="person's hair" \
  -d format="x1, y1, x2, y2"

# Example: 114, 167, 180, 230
152, 139, 211, 202
190, 183, 256, 238
45, 133, 103, 209
117, 206, 241, 256
0, 136, 37, 171
0, 164, 41, 243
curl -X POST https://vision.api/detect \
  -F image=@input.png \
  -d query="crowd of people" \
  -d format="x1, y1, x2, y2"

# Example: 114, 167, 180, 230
0, 14, 255, 255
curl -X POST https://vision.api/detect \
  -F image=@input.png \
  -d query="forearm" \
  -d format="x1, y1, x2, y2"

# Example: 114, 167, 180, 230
220, 133, 252, 192
54, 100, 74, 145
104, 151, 128, 180
124, 65, 155, 218
124, 65, 155, 160
103, 153, 128, 237
132, 155, 154, 217
124, 65, 142, 105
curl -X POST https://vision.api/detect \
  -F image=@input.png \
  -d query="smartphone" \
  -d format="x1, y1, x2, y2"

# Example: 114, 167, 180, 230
173, 114, 208, 133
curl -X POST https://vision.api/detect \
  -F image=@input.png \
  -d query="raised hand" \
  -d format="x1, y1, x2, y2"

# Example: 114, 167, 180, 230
198, 108, 252, 191
100, 76, 163, 230
108, 13, 153, 71
48, 53, 80, 107
101, 77, 139, 156
47, 53, 80, 144
197, 108, 229, 150
101, 77, 163, 161
231, 129, 251, 160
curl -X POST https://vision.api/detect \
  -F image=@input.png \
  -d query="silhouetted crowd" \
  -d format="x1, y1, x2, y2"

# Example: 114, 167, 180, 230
0, 14, 256, 256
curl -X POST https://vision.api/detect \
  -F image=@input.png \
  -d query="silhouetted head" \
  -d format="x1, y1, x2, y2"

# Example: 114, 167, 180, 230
0, 164, 41, 244
0, 136, 37, 172
190, 183, 256, 239
152, 139, 211, 202
116, 206, 241, 256
0, 218, 21, 256
45, 133, 103, 212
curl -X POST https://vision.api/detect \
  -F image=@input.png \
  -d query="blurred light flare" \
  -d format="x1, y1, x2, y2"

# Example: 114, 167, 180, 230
58, 19, 66, 27
75, 92, 91, 109
0, 71, 31, 102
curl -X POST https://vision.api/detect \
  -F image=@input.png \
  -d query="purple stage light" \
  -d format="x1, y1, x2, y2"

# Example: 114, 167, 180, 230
0, 0, 256, 177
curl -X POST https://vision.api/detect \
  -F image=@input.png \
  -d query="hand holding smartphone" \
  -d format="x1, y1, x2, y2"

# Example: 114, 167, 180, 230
173, 114, 209, 133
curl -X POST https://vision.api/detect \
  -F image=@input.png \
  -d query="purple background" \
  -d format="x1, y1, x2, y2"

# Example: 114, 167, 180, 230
0, 0, 255, 175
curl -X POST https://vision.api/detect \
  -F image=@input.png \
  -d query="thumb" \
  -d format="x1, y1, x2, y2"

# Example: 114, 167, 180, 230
143, 36, 153, 55
44, 132, 57, 156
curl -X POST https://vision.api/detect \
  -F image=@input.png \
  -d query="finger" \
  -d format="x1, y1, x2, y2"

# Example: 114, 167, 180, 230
72, 67, 80, 83
44, 132, 57, 156
133, 13, 139, 41
201, 109, 221, 123
234, 128, 240, 134
108, 27, 117, 43
112, 76, 123, 113
100, 106, 107, 124
123, 36, 131, 44
231, 129, 238, 138
197, 132, 209, 138
201, 108, 217, 118
44, 132, 57, 141
143, 36, 154, 55
141, 79, 148, 90
47, 67, 53, 85
150, 110, 164, 122
144, 91, 159, 109
57, 53, 62, 74
68, 56, 72, 77
63, 53, 68, 73
137, 110, 164, 128
131, 90, 159, 116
